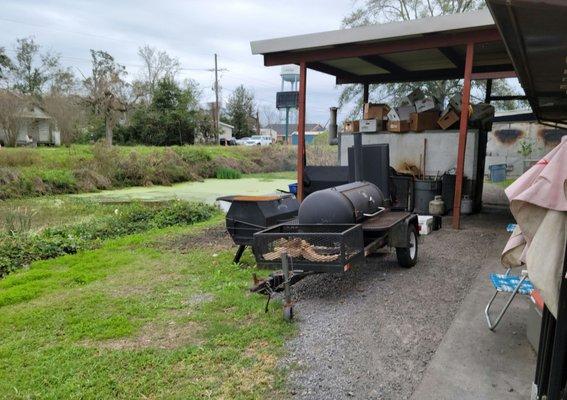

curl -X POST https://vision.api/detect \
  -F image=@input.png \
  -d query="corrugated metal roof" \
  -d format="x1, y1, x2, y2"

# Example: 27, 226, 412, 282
487, 0, 567, 126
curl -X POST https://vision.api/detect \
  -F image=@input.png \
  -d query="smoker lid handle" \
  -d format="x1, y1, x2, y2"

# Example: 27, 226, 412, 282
363, 207, 386, 218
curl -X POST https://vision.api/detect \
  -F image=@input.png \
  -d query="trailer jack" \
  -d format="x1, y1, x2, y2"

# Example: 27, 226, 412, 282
250, 255, 314, 320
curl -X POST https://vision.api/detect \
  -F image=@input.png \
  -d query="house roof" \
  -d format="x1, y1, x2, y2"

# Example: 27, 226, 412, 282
487, 0, 567, 126
265, 123, 324, 137
219, 121, 234, 129
250, 9, 514, 85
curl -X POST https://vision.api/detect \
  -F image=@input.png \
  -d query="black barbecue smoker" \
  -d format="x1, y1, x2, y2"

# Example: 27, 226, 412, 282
248, 133, 419, 320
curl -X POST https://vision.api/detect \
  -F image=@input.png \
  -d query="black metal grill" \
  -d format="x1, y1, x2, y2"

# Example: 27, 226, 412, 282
253, 223, 364, 272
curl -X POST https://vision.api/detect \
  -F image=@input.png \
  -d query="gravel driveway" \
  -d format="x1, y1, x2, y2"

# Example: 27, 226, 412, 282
282, 211, 510, 400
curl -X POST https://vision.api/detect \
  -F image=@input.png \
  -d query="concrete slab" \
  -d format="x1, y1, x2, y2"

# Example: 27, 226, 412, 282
410, 219, 536, 400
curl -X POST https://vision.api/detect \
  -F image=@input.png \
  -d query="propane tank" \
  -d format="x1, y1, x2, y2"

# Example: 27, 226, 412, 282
461, 195, 473, 215
429, 195, 445, 216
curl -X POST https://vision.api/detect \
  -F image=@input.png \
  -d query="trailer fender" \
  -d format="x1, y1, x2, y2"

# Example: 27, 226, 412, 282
388, 214, 418, 248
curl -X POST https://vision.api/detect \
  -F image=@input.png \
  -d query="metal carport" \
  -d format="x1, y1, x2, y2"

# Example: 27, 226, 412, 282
250, 9, 518, 229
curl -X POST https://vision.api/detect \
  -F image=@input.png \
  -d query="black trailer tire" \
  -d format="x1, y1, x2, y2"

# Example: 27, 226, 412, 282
396, 224, 418, 268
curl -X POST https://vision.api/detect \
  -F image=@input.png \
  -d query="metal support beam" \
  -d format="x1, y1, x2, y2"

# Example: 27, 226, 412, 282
452, 42, 474, 230
363, 83, 369, 104
264, 28, 502, 66
487, 95, 528, 101
485, 79, 493, 103
360, 55, 406, 73
336, 63, 514, 84
439, 46, 465, 70
297, 62, 307, 202
471, 70, 516, 80
307, 61, 360, 82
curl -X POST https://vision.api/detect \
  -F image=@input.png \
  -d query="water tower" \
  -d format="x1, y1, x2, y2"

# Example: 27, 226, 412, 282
276, 65, 300, 142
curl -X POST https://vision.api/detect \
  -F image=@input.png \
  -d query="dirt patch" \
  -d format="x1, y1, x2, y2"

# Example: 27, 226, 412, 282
155, 224, 233, 253
84, 320, 203, 350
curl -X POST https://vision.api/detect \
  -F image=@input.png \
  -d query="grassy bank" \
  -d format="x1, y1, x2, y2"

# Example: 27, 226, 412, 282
0, 200, 217, 277
0, 143, 336, 200
0, 217, 294, 399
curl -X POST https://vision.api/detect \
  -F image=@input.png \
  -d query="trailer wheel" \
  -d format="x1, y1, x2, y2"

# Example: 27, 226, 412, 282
396, 224, 418, 268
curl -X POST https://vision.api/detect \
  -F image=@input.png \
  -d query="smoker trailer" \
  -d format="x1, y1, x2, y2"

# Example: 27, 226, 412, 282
249, 135, 418, 320
252, 180, 419, 320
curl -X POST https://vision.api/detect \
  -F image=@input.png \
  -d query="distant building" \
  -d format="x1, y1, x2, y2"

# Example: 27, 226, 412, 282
218, 121, 234, 141
0, 103, 60, 146
260, 128, 278, 142
265, 123, 324, 142
291, 130, 324, 145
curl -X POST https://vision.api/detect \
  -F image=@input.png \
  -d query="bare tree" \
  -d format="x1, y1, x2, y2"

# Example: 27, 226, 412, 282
135, 45, 180, 103
83, 50, 129, 146
42, 94, 85, 145
259, 104, 279, 128
0, 91, 25, 147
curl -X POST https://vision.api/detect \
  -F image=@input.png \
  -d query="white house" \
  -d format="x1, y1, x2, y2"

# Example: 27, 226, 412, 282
218, 121, 234, 141
0, 104, 61, 146
260, 128, 278, 142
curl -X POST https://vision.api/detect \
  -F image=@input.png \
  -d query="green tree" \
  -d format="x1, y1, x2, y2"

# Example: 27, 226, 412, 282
83, 50, 129, 146
226, 85, 256, 138
0, 47, 12, 82
122, 78, 200, 146
339, 0, 526, 118
9, 37, 71, 98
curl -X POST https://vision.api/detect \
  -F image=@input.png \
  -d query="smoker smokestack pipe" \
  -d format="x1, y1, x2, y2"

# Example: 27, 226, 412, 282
328, 107, 338, 145
353, 132, 363, 182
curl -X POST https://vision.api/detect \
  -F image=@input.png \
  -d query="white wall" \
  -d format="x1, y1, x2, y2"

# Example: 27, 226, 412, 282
486, 120, 566, 177
339, 130, 479, 179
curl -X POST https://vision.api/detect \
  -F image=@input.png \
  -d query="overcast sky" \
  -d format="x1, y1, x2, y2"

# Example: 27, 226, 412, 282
1, 0, 356, 125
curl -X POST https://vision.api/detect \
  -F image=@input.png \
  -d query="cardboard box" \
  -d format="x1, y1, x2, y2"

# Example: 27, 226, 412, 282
414, 97, 440, 113
387, 120, 410, 133
410, 110, 441, 132
449, 94, 462, 113
387, 105, 415, 121
402, 88, 425, 106
437, 108, 460, 130
359, 119, 381, 132
363, 103, 390, 120
343, 120, 360, 133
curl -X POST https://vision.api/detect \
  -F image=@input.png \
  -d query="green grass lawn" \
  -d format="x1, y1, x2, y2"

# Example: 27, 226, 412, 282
0, 216, 294, 399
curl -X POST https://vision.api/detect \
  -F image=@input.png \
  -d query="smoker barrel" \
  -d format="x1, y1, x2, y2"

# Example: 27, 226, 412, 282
218, 194, 299, 245
298, 181, 384, 224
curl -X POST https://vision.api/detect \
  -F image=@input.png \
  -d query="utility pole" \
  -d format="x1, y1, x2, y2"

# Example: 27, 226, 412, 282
214, 53, 219, 134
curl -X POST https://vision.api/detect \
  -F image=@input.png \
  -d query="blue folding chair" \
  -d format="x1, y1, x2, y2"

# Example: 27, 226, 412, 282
485, 268, 534, 331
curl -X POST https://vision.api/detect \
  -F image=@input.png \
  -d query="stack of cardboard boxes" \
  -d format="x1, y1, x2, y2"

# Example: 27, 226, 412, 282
342, 89, 468, 134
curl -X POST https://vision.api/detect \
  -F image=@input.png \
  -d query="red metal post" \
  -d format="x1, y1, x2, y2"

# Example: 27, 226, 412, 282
297, 62, 307, 202
452, 42, 474, 229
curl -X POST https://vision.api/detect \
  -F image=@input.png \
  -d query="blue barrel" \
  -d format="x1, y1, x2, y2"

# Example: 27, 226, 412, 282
288, 183, 298, 195
489, 164, 507, 182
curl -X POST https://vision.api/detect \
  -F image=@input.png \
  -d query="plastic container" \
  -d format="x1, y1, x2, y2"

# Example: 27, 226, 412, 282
288, 183, 297, 195
429, 195, 445, 216
414, 179, 442, 214
461, 195, 473, 215
489, 164, 507, 182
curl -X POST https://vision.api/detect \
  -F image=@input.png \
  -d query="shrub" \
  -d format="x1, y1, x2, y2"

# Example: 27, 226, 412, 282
0, 201, 217, 277
215, 167, 242, 179
38, 169, 77, 193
